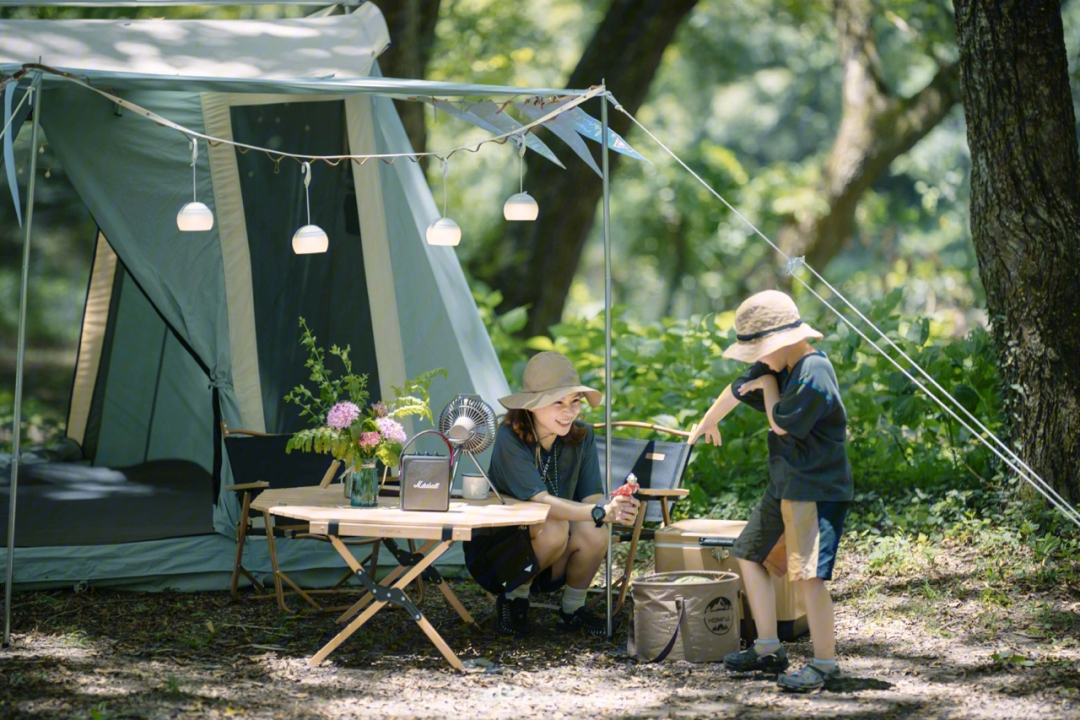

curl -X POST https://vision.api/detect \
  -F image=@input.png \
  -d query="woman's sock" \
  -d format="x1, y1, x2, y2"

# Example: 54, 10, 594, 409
506, 581, 531, 601
561, 586, 588, 614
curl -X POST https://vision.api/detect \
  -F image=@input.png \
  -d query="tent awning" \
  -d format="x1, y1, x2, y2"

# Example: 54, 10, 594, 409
0, 6, 389, 83
0, 8, 595, 99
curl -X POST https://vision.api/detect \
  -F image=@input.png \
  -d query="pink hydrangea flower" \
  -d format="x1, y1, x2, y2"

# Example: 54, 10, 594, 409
326, 401, 361, 430
376, 417, 406, 444
358, 431, 382, 450
371, 401, 389, 418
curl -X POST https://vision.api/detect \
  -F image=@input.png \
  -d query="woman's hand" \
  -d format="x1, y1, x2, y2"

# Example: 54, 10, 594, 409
606, 495, 639, 526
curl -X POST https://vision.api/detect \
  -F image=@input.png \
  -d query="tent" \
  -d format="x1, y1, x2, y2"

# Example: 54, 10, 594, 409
0, 5, 612, 594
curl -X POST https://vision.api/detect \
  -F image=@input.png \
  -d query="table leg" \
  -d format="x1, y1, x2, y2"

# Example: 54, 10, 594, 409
262, 510, 290, 613
311, 536, 464, 670
382, 538, 476, 625
335, 539, 440, 624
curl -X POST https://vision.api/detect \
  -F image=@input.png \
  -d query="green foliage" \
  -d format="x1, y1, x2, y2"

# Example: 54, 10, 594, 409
282, 317, 370, 428
282, 318, 445, 467
0, 388, 67, 453
481, 290, 1010, 529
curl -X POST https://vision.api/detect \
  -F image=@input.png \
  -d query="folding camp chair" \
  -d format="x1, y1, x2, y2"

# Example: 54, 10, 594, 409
592, 421, 694, 616
223, 422, 422, 613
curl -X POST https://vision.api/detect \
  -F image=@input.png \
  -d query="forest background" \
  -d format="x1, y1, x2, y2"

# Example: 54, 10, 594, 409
2, 0, 1080, 558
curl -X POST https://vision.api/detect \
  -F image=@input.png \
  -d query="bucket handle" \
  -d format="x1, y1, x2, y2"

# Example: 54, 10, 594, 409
629, 596, 685, 663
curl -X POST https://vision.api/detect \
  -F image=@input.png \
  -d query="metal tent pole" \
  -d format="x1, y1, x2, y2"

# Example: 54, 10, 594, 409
601, 86, 613, 639
3, 72, 42, 649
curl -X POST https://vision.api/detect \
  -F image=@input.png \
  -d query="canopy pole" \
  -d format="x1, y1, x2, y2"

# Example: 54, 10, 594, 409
3, 72, 42, 650
601, 85, 613, 639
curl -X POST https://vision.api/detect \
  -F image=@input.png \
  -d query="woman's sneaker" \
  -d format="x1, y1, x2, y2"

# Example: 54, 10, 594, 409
723, 644, 789, 673
495, 594, 531, 635
777, 663, 841, 692
555, 606, 608, 637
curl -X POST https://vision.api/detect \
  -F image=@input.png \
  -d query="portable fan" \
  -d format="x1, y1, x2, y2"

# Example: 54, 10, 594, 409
438, 394, 504, 504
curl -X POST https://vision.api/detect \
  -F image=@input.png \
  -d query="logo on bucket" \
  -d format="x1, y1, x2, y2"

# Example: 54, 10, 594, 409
703, 595, 734, 636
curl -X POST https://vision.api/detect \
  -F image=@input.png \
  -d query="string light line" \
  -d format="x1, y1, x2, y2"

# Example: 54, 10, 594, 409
6, 66, 604, 168
611, 95, 1080, 529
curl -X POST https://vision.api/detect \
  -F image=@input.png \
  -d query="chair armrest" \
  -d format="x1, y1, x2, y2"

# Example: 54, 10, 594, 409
226, 481, 270, 492
637, 488, 689, 497
590, 421, 691, 438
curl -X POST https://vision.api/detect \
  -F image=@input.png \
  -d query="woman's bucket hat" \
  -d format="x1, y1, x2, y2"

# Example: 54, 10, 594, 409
498, 352, 602, 410
722, 290, 823, 363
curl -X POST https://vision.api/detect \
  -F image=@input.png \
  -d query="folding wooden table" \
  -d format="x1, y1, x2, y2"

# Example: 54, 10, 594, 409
250, 486, 549, 671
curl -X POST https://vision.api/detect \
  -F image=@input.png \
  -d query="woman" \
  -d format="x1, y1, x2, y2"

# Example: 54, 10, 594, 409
464, 351, 639, 637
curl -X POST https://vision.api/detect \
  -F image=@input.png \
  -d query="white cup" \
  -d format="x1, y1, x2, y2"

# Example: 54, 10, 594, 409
462, 474, 489, 500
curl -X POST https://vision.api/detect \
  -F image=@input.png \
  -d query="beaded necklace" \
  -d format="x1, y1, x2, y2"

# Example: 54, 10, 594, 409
539, 442, 559, 497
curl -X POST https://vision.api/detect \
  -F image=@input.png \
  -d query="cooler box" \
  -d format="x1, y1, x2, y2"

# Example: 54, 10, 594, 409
654, 518, 808, 641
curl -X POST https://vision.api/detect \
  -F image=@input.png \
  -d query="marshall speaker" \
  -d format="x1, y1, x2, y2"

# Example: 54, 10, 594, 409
398, 430, 454, 512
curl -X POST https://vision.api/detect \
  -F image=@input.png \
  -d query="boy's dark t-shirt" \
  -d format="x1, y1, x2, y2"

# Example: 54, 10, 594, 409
731, 351, 853, 502
487, 422, 604, 502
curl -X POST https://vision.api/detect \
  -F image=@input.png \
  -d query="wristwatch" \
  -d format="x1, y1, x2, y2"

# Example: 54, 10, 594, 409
591, 504, 607, 528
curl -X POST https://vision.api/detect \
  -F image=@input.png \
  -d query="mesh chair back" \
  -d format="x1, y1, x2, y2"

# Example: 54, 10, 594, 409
594, 435, 692, 523
224, 434, 337, 490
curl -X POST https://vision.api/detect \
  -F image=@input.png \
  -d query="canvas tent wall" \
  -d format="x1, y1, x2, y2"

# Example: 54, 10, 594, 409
0, 5, 521, 589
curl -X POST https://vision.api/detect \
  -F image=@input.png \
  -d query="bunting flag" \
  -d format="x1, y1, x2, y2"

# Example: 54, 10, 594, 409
422, 98, 565, 168
515, 97, 602, 177
563, 106, 649, 163
3, 81, 27, 227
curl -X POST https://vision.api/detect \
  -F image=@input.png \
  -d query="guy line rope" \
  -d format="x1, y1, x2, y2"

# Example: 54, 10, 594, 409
609, 92, 1080, 530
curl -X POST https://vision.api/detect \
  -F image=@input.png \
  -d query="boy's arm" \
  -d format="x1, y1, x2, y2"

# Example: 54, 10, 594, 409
688, 384, 740, 445
758, 375, 788, 436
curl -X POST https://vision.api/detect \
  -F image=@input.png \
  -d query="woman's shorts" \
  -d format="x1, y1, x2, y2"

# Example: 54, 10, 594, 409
731, 490, 850, 581
463, 525, 565, 596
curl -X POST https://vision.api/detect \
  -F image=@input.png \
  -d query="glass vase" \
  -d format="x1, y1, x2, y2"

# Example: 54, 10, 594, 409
348, 461, 379, 508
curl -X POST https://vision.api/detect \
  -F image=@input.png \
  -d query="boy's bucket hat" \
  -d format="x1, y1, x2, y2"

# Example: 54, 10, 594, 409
498, 352, 602, 410
722, 290, 823, 363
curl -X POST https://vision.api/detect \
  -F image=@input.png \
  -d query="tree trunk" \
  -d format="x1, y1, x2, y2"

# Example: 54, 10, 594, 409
954, 0, 1080, 504
472, 0, 699, 337
778, 0, 960, 271
370, 0, 441, 164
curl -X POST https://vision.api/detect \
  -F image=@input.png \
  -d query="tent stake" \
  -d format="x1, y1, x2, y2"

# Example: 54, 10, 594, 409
601, 85, 613, 639
4, 71, 42, 650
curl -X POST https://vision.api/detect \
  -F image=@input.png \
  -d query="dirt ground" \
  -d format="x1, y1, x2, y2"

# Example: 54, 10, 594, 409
3, 540, 1080, 720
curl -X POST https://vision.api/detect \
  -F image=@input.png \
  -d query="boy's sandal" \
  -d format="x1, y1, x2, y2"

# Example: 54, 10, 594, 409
776, 663, 841, 692
723, 645, 789, 673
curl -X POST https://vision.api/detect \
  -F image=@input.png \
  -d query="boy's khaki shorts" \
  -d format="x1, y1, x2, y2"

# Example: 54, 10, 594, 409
732, 490, 850, 582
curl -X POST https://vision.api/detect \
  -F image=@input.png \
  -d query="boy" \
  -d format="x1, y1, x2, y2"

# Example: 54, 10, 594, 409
688, 290, 853, 692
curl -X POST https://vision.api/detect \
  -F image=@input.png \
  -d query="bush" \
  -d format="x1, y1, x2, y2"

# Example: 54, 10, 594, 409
477, 288, 1008, 530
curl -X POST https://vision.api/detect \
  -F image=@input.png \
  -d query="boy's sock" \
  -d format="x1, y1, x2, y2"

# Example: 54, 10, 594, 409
561, 586, 588, 614
506, 581, 531, 601
811, 658, 838, 673
753, 638, 782, 656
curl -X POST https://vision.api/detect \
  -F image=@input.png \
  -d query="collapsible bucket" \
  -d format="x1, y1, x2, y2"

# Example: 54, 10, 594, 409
627, 570, 740, 663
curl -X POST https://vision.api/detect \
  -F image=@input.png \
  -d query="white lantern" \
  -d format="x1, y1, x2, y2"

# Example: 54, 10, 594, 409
292, 224, 329, 254
426, 217, 462, 247
178, 139, 214, 232
503, 192, 539, 221
291, 162, 329, 254
177, 202, 214, 232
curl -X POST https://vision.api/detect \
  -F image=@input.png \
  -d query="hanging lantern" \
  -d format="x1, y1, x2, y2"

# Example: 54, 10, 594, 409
292, 161, 329, 254
503, 140, 538, 221
178, 138, 214, 232
177, 202, 215, 232
292, 224, 329, 254
426, 157, 462, 246
426, 217, 462, 246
